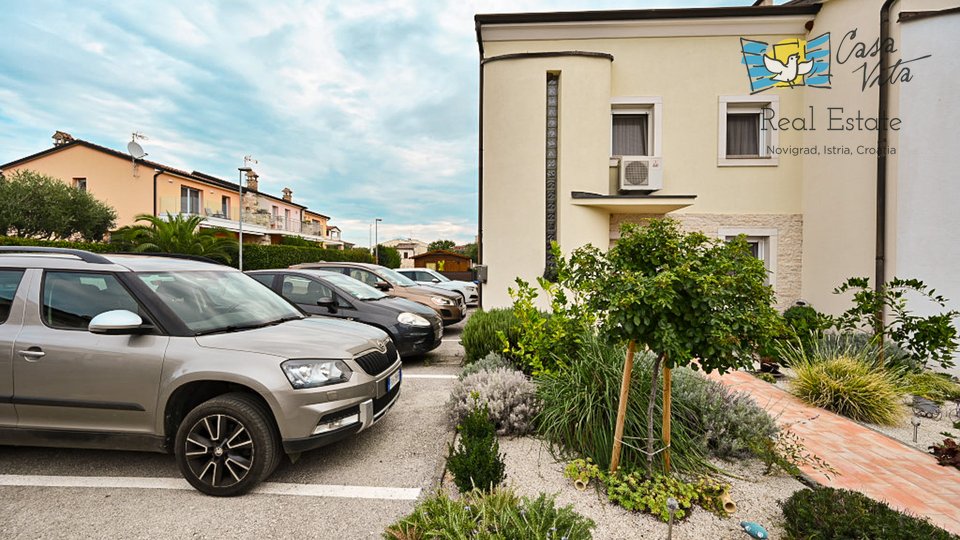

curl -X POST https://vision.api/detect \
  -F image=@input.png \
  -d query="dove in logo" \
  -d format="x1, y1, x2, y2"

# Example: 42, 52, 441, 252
763, 53, 814, 86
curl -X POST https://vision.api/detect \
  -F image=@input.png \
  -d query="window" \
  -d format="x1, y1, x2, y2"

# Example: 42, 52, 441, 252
718, 96, 779, 166
347, 269, 380, 287
719, 228, 778, 288
221, 196, 230, 218
0, 270, 25, 323
42, 272, 142, 330
281, 275, 333, 305
250, 274, 275, 288
180, 186, 201, 214
72, 177, 87, 191
610, 97, 662, 158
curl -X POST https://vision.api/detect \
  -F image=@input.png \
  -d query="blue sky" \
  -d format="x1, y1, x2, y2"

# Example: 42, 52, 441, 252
0, 0, 751, 246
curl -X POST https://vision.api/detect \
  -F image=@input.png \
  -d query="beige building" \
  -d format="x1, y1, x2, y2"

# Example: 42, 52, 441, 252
476, 1, 959, 323
1, 132, 345, 248
381, 238, 429, 268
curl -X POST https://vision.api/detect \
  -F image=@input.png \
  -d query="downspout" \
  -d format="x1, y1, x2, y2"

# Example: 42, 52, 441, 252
876, 0, 898, 329
475, 17, 485, 309
153, 169, 163, 217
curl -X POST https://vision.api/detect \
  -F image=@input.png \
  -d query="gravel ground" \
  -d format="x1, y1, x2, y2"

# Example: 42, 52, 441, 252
498, 437, 805, 540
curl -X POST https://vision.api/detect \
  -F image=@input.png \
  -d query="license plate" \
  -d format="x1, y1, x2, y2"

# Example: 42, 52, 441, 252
438, 324, 444, 338
387, 369, 401, 392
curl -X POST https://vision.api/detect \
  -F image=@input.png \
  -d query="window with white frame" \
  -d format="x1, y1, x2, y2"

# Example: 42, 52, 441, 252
719, 227, 777, 288
180, 186, 201, 215
611, 97, 661, 158
718, 96, 778, 166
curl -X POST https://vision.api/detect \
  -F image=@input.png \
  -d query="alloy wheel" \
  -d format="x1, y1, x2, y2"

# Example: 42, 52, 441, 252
183, 414, 255, 489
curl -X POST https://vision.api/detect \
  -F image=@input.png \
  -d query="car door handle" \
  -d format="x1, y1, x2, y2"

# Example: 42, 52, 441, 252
18, 348, 45, 361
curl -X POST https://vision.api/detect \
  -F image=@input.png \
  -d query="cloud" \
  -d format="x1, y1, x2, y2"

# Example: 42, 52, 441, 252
0, 0, 751, 246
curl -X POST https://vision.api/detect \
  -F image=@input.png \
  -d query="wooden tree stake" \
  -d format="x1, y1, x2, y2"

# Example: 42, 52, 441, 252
662, 362, 672, 474
610, 339, 636, 473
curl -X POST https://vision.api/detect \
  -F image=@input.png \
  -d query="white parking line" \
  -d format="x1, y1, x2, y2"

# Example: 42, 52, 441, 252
440, 338, 461, 343
403, 373, 458, 380
0, 475, 421, 500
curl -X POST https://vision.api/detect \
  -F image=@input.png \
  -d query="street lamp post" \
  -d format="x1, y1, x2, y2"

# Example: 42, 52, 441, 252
374, 218, 382, 263
238, 166, 253, 270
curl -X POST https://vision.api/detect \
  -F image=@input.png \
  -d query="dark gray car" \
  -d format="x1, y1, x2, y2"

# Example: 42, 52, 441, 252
248, 269, 443, 357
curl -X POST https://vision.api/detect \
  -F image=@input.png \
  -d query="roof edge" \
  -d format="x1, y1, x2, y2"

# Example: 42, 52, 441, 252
474, 4, 821, 27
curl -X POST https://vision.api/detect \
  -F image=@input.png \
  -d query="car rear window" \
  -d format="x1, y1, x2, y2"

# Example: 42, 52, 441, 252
0, 269, 25, 324
42, 271, 142, 330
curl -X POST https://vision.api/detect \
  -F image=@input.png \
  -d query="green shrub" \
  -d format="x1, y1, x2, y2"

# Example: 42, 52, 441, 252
536, 334, 712, 474
231, 243, 373, 270
461, 309, 520, 364
449, 367, 539, 436
0, 235, 114, 253
905, 371, 960, 402
791, 355, 905, 425
459, 352, 511, 380
671, 369, 778, 460
384, 489, 595, 540
446, 403, 506, 493
755, 372, 777, 384
782, 487, 958, 540
279, 235, 321, 247
783, 304, 829, 359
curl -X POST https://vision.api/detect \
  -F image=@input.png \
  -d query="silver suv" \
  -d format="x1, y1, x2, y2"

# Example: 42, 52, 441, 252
0, 247, 401, 496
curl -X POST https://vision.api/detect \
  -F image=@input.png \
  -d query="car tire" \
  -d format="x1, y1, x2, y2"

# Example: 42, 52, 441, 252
174, 392, 281, 497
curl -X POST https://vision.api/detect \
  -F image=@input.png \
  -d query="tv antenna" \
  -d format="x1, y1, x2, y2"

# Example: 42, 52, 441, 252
128, 132, 148, 177
243, 155, 258, 168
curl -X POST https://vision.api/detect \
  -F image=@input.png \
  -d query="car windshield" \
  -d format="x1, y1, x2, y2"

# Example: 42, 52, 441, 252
136, 271, 303, 335
378, 266, 419, 287
428, 271, 451, 283
318, 272, 387, 301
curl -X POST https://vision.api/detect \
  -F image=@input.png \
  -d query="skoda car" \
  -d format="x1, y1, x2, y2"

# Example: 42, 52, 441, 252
248, 268, 443, 357
0, 247, 401, 497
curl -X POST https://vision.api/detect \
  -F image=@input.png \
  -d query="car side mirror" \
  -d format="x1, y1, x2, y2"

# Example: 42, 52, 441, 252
89, 310, 152, 335
375, 281, 391, 291
317, 297, 338, 312
431, 278, 440, 283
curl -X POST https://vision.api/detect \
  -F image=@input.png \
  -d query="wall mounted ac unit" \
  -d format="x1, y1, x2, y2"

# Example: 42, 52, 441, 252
618, 156, 663, 192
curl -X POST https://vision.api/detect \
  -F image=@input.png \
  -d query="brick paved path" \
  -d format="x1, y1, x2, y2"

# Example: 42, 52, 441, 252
710, 370, 960, 535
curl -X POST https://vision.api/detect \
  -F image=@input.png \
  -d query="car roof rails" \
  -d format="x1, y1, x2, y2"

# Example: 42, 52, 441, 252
0, 246, 113, 264
108, 252, 227, 265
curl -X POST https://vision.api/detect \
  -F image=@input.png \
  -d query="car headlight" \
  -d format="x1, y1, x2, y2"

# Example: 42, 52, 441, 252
398, 312, 430, 327
281, 359, 352, 389
431, 295, 454, 306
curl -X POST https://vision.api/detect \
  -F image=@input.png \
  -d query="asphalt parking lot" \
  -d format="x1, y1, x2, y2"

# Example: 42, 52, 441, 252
0, 315, 469, 539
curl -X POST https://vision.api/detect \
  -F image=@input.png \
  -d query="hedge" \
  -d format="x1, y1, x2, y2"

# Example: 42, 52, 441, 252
0, 236, 374, 269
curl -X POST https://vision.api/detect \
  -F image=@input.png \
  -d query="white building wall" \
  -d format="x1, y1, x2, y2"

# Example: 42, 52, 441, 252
896, 11, 960, 377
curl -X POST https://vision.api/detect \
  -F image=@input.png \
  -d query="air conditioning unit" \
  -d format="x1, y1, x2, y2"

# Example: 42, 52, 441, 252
618, 156, 663, 192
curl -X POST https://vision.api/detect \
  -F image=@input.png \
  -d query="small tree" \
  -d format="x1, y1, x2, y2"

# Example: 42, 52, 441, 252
428, 239, 456, 252
566, 219, 779, 472
458, 242, 478, 263
112, 213, 237, 263
833, 277, 959, 370
376, 244, 401, 268
0, 170, 116, 241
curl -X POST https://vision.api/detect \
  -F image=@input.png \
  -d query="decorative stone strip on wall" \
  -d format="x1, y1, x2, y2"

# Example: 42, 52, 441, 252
610, 213, 803, 311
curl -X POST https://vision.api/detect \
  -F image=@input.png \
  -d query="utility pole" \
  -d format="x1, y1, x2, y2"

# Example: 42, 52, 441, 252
374, 218, 382, 263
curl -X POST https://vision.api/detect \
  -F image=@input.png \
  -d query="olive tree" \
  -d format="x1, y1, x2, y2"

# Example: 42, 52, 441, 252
565, 219, 779, 472
0, 170, 116, 241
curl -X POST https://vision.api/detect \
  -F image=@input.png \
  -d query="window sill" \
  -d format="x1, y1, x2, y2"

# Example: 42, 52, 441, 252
717, 156, 778, 167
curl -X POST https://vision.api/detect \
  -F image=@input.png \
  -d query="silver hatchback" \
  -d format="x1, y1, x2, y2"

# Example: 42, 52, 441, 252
0, 247, 401, 496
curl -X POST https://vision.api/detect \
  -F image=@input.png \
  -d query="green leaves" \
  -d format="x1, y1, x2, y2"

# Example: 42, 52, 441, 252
0, 170, 116, 241
566, 219, 779, 374
112, 213, 237, 263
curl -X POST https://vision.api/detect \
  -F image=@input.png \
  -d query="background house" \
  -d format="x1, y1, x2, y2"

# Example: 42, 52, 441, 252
1, 132, 346, 248
413, 250, 473, 274
382, 238, 429, 268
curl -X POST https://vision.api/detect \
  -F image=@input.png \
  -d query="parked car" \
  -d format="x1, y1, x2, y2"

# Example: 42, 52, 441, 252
396, 268, 478, 306
0, 247, 401, 497
248, 268, 443, 357
291, 262, 466, 326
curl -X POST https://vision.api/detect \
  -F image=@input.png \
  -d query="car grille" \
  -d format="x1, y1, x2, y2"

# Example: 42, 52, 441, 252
354, 341, 399, 376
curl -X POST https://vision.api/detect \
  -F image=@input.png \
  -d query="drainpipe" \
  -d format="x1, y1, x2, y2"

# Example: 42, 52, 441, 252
475, 17, 485, 309
876, 0, 898, 329
152, 169, 163, 217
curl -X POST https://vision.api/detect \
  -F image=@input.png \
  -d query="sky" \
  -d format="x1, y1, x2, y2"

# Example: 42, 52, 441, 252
0, 0, 752, 246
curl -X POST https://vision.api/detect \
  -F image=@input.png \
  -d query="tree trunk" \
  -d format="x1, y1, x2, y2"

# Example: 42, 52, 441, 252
646, 352, 664, 472
609, 340, 636, 474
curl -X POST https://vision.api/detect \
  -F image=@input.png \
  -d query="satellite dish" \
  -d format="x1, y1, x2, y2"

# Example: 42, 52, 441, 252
127, 141, 146, 159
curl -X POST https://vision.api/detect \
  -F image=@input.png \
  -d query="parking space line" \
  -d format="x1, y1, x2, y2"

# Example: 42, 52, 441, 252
0, 475, 422, 500
403, 374, 458, 380
440, 338, 461, 342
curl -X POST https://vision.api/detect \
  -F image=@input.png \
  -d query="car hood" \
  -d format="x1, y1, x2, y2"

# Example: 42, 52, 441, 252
195, 317, 388, 359
402, 284, 459, 299
376, 296, 440, 318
